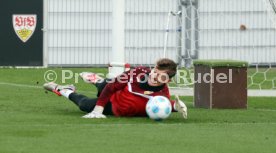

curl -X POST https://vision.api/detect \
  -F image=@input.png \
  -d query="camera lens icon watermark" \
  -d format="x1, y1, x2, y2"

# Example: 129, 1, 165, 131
44, 70, 57, 82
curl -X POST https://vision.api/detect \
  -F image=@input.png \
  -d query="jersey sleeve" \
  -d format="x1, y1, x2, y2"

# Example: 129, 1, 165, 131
163, 84, 177, 112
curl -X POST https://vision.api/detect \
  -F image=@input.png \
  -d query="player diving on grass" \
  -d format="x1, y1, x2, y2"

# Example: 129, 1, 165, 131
43, 58, 187, 119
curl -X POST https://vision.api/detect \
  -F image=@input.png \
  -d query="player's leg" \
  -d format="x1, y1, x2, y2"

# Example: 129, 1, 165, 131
79, 72, 108, 97
68, 93, 113, 115
43, 82, 113, 115
79, 72, 104, 85
94, 79, 110, 97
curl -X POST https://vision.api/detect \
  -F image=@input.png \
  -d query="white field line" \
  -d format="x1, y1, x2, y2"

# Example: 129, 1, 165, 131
0, 82, 42, 89
1, 82, 275, 97
0, 82, 96, 94
255, 108, 276, 112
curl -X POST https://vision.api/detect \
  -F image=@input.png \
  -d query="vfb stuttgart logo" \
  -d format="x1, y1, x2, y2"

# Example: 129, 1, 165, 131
13, 14, 37, 43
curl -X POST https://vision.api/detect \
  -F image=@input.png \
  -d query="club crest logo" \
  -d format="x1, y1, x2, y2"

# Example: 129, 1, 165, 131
144, 91, 154, 95
13, 14, 37, 43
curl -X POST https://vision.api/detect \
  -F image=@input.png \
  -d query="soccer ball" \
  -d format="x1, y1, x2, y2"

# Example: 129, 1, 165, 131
146, 96, 172, 120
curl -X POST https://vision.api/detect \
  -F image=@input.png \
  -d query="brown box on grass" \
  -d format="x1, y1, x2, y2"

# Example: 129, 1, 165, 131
193, 60, 248, 109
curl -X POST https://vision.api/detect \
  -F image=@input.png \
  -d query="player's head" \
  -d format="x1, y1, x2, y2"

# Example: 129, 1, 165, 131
149, 58, 177, 86
155, 58, 177, 78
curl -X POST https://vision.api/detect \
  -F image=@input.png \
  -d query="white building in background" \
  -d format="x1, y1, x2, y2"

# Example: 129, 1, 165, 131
44, 0, 276, 67
198, 0, 276, 65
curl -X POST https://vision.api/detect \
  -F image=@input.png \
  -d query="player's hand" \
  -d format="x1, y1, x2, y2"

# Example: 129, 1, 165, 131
82, 111, 106, 118
175, 95, 188, 119
82, 105, 106, 118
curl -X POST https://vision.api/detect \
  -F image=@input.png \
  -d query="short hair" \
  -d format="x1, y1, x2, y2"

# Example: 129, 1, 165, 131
156, 58, 177, 78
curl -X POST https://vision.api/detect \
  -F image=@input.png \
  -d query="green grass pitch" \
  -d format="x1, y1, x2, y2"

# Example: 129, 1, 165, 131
0, 68, 276, 153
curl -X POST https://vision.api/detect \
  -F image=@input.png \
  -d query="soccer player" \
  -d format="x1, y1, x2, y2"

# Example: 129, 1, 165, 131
43, 58, 187, 119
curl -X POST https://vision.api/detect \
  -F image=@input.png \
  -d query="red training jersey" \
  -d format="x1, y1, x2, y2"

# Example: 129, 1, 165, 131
96, 66, 175, 117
